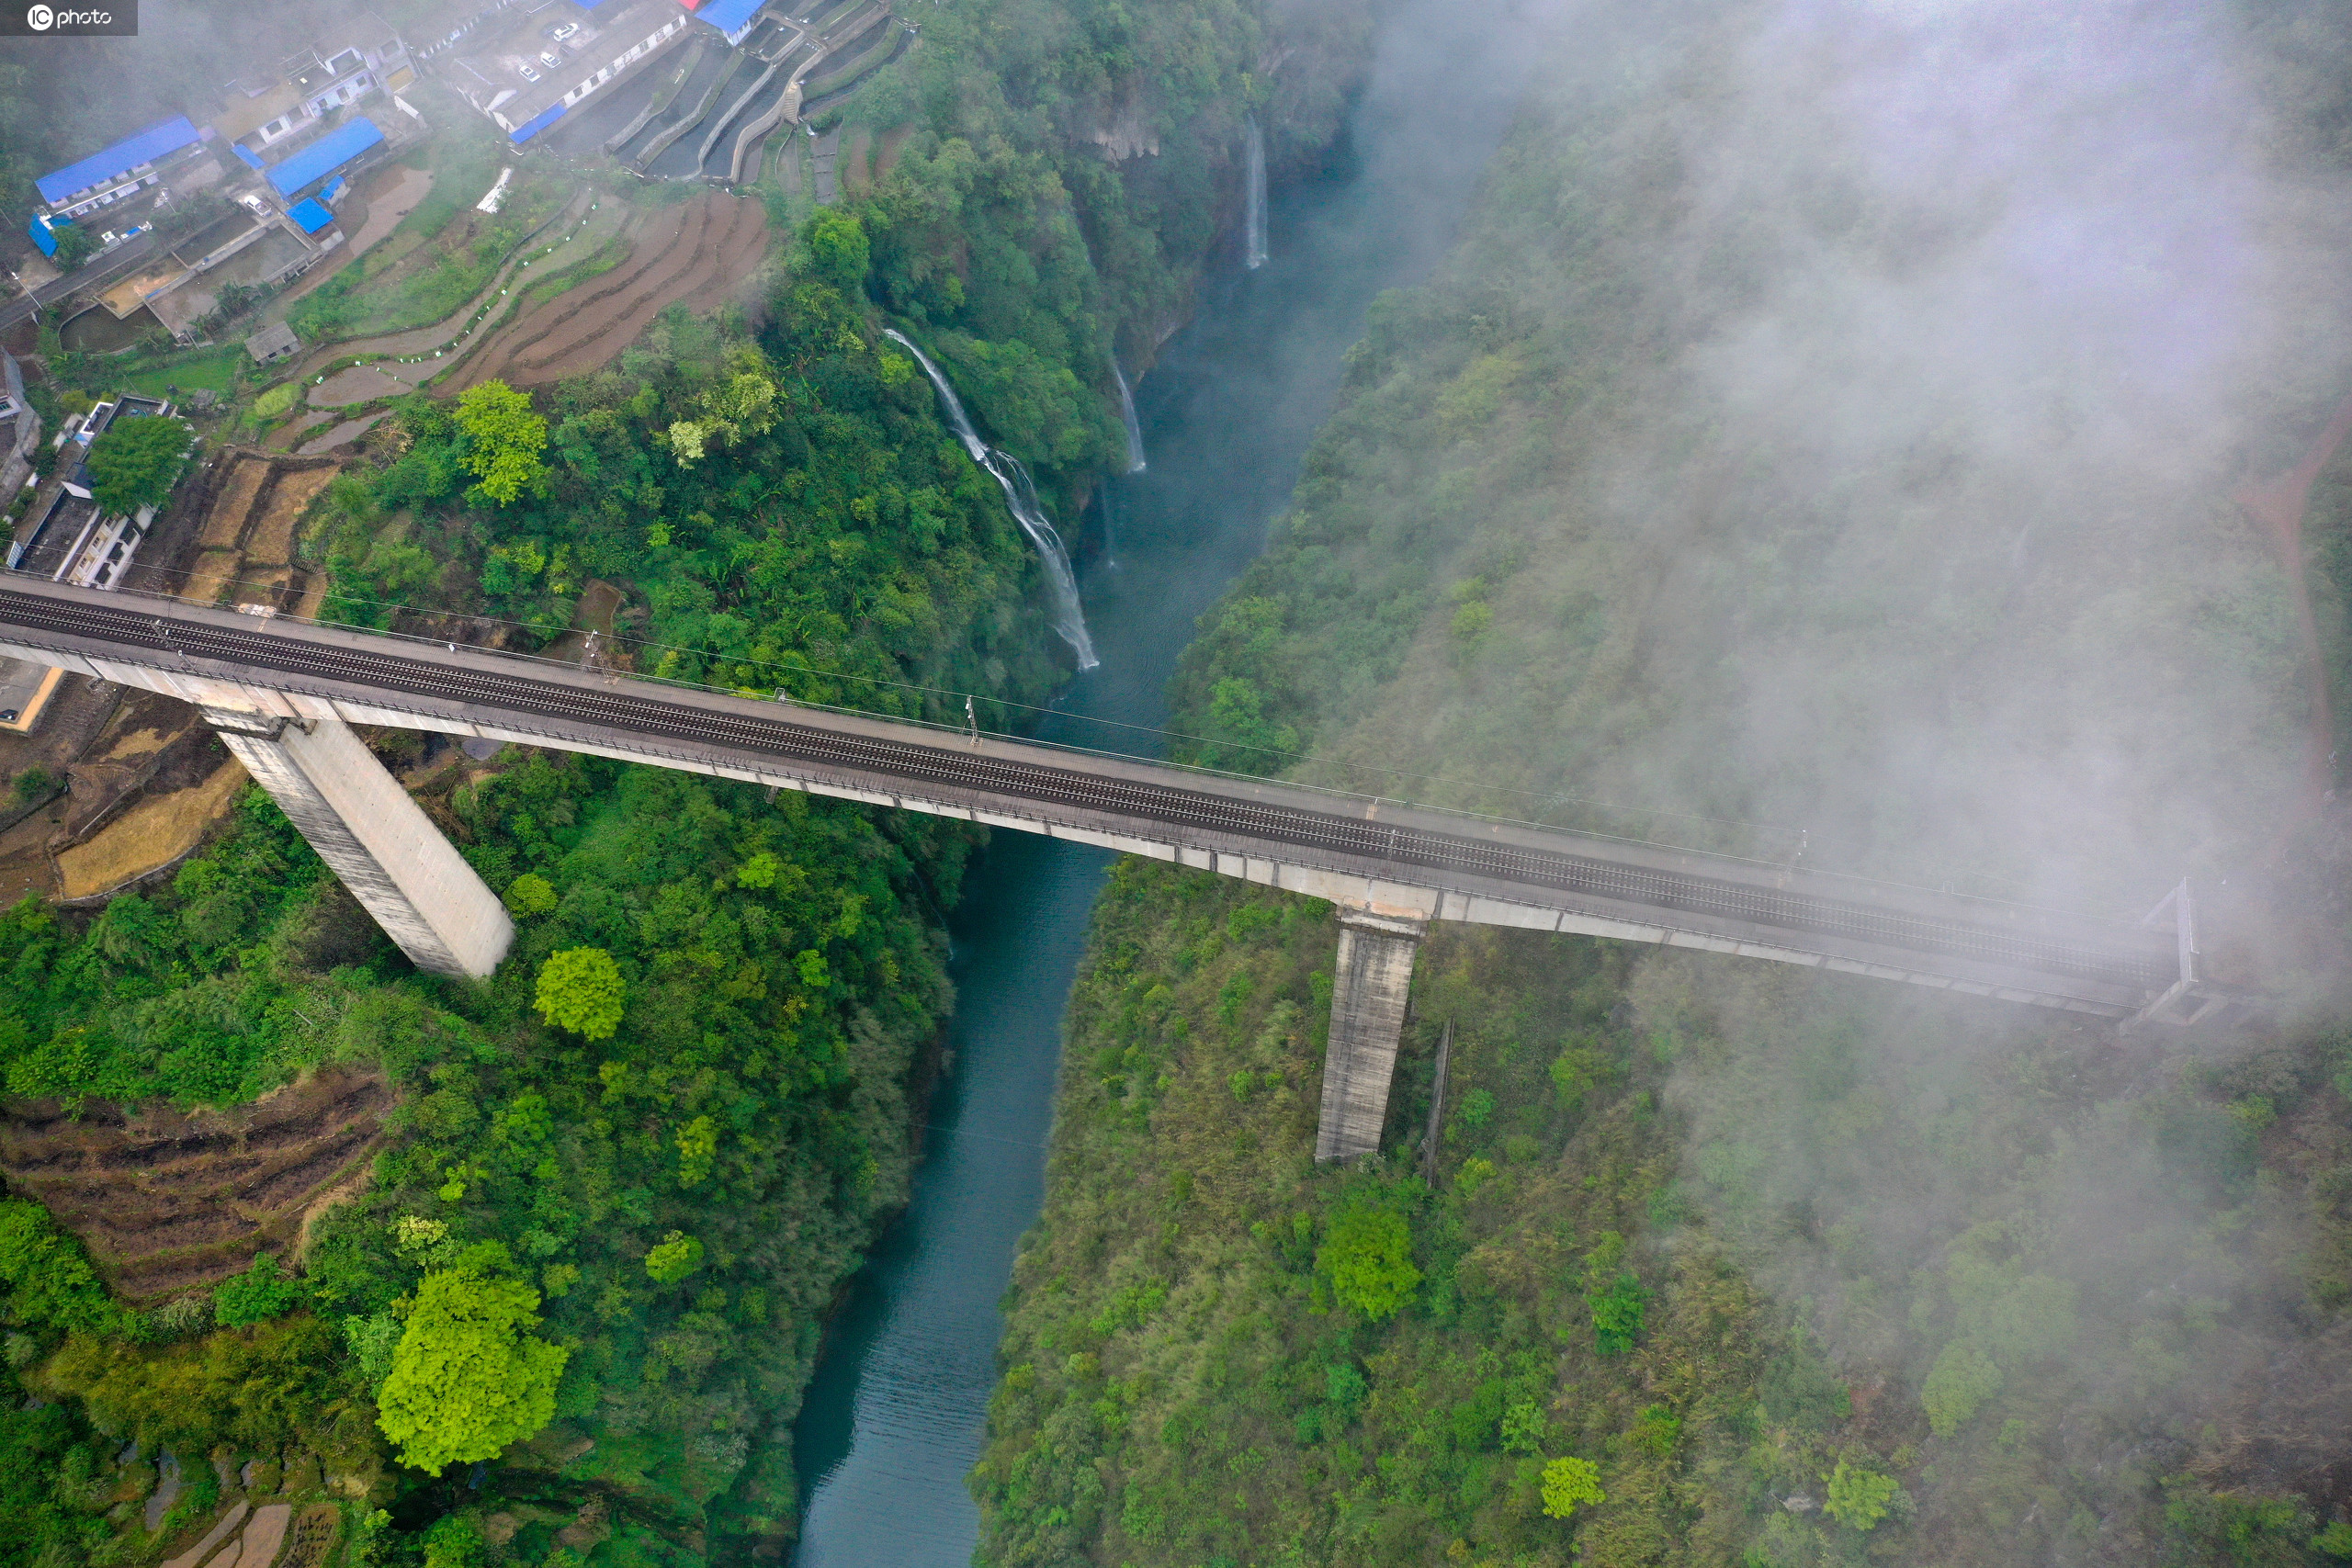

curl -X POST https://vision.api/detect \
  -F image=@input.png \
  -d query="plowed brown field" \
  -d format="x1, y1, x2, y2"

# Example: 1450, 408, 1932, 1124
0, 1065, 391, 1299
458, 192, 768, 389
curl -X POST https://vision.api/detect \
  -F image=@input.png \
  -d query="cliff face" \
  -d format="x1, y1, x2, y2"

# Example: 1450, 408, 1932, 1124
0, 1064, 388, 1301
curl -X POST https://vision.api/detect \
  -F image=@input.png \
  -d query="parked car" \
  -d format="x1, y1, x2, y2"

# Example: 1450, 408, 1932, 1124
547, 20, 579, 40
518, 62, 541, 82
540, 50, 561, 68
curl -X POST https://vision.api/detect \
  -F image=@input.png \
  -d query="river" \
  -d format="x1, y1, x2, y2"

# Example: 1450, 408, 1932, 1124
787, 5, 1539, 1561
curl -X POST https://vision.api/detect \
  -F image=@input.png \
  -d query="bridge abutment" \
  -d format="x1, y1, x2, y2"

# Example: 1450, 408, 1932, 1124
203, 708, 513, 979
1314, 908, 1426, 1162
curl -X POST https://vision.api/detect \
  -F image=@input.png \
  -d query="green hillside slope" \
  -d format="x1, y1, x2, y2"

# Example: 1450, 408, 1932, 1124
978, 5, 2352, 1564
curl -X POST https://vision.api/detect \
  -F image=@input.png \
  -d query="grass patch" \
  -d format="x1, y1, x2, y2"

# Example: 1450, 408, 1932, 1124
112, 344, 243, 400
285, 110, 548, 345
512, 234, 628, 314
290, 192, 560, 344
391, 131, 503, 253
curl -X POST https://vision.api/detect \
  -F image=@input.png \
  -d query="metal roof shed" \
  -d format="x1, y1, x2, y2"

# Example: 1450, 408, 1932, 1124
698, 0, 764, 41
286, 197, 335, 233
36, 117, 203, 206
266, 117, 386, 197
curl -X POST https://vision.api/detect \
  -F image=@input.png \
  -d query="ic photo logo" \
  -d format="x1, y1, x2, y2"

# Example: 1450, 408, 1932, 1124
12, 4, 131, 30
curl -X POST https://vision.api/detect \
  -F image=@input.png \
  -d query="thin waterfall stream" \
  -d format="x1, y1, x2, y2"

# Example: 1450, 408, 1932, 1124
884, 329, 1100, 670
1114, 359, 1148, 474
789, 3, 1538, 1559
1244, 115, 1269, 270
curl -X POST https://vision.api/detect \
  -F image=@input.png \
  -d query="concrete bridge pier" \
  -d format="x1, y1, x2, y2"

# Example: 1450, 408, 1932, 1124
201, 707, 513, 979
1314, 908, 1427, 1162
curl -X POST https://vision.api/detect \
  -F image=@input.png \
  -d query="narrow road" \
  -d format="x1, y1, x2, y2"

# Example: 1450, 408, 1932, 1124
0, 230, 167, 331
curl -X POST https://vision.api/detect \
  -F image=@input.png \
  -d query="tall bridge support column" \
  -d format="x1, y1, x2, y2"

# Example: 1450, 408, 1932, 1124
202, 708, 513, 979
1314, 908, 1427, 1163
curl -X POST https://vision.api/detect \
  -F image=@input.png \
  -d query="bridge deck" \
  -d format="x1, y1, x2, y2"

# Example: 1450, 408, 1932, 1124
0, 577, 2183, 1016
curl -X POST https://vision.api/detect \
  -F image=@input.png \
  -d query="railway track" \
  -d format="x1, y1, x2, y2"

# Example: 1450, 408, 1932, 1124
0, 584, 2177, 994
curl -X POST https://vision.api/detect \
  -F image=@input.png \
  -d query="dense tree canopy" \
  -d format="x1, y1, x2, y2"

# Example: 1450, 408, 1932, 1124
533, 946, 624, 1040
84, 412, 190, 518
376, 1268, 568, 1476
454, 379, 549, 505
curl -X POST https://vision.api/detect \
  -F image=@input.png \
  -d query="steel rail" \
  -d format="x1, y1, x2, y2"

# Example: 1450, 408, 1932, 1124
0, 588, 2175, 992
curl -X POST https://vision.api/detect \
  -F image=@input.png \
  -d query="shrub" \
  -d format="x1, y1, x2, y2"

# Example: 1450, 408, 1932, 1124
213, 1253, 305, 1327
1583, 1232, 1646, 1354
502, 874, 557, 918
1922, 1339, 2002, 1437
0, 1198, 132, 1337
1824, 1461, 1899, 1530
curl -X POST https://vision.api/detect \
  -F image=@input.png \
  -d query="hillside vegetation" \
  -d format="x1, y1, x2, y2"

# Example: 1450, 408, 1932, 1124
0, 2, 1379, 1564
978, 4, 2352, 1565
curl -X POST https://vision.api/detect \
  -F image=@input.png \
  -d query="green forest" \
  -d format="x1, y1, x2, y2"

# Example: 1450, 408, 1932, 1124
976, 2, 2352, 1565
12, 0, 2352, 1565
0, 0, 1376, 1563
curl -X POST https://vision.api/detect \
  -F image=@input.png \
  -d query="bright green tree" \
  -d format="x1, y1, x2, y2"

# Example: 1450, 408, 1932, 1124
1541, 1455, 1605, 1520
1824, 1461, 1900, 1530
85, 413, 192, 518
453, 380, 548, 505
644, 1230, 704, 1284
1316, 1205, 1420, 1321
535, 947, 623, 1040
375, 1268, 568, 1475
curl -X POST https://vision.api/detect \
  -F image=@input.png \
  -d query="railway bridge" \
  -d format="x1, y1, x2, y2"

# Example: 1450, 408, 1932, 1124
0, 578, 2235, 1160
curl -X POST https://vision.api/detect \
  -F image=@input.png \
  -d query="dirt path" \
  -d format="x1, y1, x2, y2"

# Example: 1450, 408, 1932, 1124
297, 409, 393, 455
2236, 390, 2352, 815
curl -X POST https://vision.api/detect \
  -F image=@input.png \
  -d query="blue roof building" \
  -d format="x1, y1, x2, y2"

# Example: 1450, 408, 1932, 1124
34, 117, 204, 219
698, 0, 765, 44
266, 117, 385, 197
286, 197, 336, 234
26, 216, 71, 258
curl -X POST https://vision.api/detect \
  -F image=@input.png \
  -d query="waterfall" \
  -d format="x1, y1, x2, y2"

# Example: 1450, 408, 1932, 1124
1243, 116, 1268, 270
886, 330, 1100, 670
1113, 359, 1147, 473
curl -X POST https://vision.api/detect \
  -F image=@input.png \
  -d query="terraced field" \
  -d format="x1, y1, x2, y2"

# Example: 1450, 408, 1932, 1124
456, 192, 768, 387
